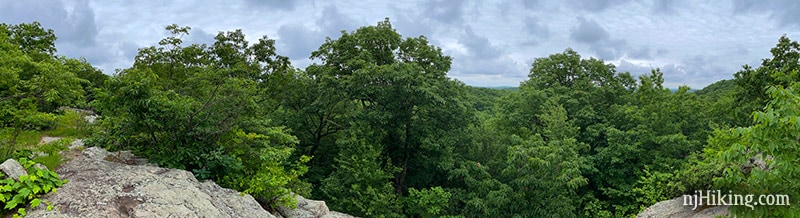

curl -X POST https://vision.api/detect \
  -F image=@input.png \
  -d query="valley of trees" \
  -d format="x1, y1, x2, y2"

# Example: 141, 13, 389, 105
2, 19, 799, 217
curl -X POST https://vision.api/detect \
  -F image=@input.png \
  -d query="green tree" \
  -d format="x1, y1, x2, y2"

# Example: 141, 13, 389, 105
498, 49, 715, 216
1, 22, 57, 61
90, 24, 307, 208
712, 83, 800, 216
696, 79, 738, 128
444, 108, 513, 217
306, 18, 474, 199
733, 35, 800, 126
636, 36, 800, 217
465, 86, 515, 113
404, 186, 452, 218
592, 70, 708, 215
320, 122, 401, 217
0, 22, 85, 114
500, 99, 589, 217
62, 57, 108, 104
445, 158, 513, 217
0, 22, 87, 159
274, 71, 349, 191
518, 48, 635, 148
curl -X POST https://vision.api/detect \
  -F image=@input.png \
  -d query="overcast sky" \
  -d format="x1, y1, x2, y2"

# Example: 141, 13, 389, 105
2, 0, 799, 88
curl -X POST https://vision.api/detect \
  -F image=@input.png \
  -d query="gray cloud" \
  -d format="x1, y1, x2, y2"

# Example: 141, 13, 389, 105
571, 17, 610, 44
455, 58, 525, 77
679, 54, 728, 76
59, 43, 112, 65
628, 47, 652, 59
99, 41, 142, 73
617, 60, 652, 74
277, 25, 325, 59
0, 0, 99, 47
656, 48, 669, 56
735, 47, 749, 55
732, 0, 800, 29
186, 28, 217, 46
448, 25, 527, 85
520, 0, 544, 10
420, 0, 467, 25
459, 26, 503, 60
570, 17, 627, 60
0, 0, 113, 66
61, 0, 98, 46
392, 12, 434, 38
569, 0, 632, 12
316, 6, 363, 38
120, 41, 141, 61
449, 55, 528, 86
617, 54, 733, 89
523, 16, 550, 45
3, 0, 798, 89
658, 63, 724, 89
243, 0, 297, 11
275, 5, 365, 65
652, 0, 676, 14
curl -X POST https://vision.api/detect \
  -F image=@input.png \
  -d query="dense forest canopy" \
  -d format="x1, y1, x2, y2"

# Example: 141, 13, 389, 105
2, 19, 799, 217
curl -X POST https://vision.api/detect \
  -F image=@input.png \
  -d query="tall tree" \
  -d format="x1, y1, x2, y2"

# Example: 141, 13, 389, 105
320, 121, 402, 217
307, 18, 474, 197
520, 48, 635, 148
0, 22, 87, 158
500, 99, 589, 217
733, 35, 800, 126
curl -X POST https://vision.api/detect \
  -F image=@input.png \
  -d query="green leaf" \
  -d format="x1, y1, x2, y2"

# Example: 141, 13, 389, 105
30, 198, 41, 208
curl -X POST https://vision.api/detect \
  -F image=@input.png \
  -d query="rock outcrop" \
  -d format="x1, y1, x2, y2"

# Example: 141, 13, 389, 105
637, 197, 729, 218
276, 195, 355, 218
26, 146, 275, 218
0, 158, 27, 181
21, 143, 355, 218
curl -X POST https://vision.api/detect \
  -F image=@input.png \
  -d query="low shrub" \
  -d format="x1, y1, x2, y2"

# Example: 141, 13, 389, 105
0, 158, 67, 217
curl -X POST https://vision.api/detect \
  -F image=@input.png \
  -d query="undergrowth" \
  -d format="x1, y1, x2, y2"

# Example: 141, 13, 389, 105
0, 158, 67, 217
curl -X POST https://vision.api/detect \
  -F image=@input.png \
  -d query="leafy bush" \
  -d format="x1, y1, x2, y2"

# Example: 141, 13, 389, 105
633, 167, 681, 211
218, 129, 311, 208
320, 125, 402, 217
404, 187, 452, 218
17, 113, 57, 131
0, 158, 67, 217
